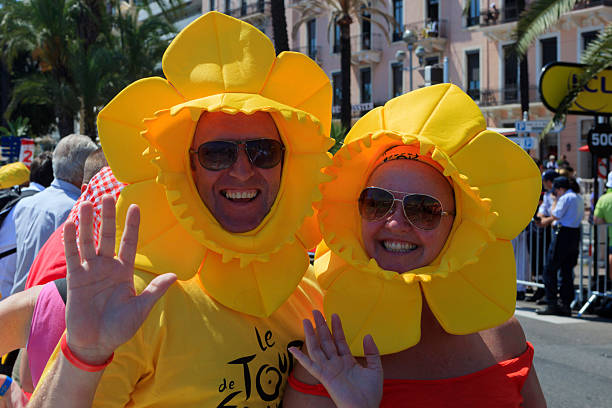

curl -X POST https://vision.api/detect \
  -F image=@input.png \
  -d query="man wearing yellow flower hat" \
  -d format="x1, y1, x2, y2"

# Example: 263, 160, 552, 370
29, 11, 333, 407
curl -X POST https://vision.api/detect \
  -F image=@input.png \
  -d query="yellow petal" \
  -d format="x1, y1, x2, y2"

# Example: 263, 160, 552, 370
451, 130, 541, 239
422, 240, 516, 335
162, 12, 275, 100
261, 51, 332, 137
98, 77, 184, 183
317, 251, 422, 356
199, 241, 309, 317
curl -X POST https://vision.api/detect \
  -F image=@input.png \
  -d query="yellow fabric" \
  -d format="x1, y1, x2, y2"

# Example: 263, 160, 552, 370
97, 11, 333, 317
314, 84, 541, 356
0, 162, 29, 189
36, 268, 323, 407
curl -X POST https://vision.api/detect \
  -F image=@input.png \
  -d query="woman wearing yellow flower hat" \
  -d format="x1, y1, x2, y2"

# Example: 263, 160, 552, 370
285, 84, 547, 407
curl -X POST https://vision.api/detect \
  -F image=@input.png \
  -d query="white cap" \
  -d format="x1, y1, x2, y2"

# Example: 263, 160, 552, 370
607, 171, 612, 188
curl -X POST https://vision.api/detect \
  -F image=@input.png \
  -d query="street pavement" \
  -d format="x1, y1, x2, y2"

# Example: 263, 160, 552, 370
516, 301, 612, 408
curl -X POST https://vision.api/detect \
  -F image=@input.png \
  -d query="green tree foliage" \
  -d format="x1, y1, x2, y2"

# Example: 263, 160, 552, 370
0, 0, 176, 139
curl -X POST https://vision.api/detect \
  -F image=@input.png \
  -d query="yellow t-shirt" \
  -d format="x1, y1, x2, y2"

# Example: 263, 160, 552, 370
39, 267, 322, 407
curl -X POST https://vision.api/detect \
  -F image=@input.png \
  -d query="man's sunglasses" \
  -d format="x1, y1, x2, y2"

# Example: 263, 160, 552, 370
189, 139, 285, 171
358, 187, 454, 230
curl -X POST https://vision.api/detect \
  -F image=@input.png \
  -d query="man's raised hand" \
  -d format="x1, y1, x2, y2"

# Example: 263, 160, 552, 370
63, 196, 177, 365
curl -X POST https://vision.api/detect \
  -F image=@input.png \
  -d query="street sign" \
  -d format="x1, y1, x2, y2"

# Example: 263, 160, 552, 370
539, 62, 612, 116
514, 120, 564, 133
0, 136, 22, 163
508, 136, 536, 150
587, 124, 612, 157
19, 139, 35, 168
597, 158, 607, 179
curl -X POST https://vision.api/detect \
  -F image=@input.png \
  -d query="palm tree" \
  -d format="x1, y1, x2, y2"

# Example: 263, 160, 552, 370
292, 0, 395, 130
0, 0, 79, 136
513, 0, 612, 135
0, 0, 175, 139
271, 0, 290, 53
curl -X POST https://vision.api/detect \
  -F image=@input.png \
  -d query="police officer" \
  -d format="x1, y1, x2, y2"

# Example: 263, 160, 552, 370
537, 176, 584, 316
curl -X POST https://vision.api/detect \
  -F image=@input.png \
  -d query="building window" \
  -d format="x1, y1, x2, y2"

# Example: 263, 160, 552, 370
241, 0, 247, 16
466, 0, 480, 27
466, 50, 480, 100
307, 19, 317, 60
361, 7, 371, 50
332, 72, 342, 107
392, 0, 403, 42
333, 23, 341, 53
425, 56, 439, 66
426, 0, 439, 21
391, 63, 403, 98
504, 0, 525, 22
209, 0, 215, 11
581, 30, 599, 51
360, 67, 372, 103
225, 0, 231, 13
503, 44, 518, 103
540, 37, 557, 68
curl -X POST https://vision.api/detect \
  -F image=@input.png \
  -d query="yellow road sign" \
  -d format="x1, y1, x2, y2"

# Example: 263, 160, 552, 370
539, 62, 612, 116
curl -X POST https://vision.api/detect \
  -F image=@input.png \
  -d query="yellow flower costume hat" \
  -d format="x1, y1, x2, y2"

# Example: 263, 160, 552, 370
0, 162, 30, 189
97, 12, 333, 317
315, 84, 541, 355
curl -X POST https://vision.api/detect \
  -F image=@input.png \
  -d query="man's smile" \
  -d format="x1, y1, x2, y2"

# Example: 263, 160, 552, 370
221, 189, 260, 202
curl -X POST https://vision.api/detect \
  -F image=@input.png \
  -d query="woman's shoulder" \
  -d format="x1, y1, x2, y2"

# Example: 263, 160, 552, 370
479, 316, 528, 362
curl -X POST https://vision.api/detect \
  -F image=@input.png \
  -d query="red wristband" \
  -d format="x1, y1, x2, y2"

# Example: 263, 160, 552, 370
60, 333, 114, 372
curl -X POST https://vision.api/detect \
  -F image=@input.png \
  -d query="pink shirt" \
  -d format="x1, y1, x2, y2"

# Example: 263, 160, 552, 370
27, 281, 66, 387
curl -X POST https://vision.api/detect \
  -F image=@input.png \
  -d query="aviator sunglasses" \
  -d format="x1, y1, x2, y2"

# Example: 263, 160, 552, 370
189, 139, 285, 171
358, 187, 455, 230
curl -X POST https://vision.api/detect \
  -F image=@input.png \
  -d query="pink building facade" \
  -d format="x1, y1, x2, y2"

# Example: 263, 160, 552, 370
202, 0, 612, 177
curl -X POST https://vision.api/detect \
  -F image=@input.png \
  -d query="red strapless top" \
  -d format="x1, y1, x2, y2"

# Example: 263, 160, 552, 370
288, 342, 534, 408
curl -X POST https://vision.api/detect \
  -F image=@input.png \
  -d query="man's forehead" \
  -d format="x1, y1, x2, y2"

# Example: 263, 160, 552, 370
193, 111, 280, 143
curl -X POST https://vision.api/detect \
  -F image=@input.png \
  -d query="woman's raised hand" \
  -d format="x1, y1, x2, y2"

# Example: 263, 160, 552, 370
63, 196, 177, 365
289, 310, 383, 408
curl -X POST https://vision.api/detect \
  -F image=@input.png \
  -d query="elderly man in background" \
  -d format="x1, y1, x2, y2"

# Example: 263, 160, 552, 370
10, 135, 97, 295
0, 153, 54, 299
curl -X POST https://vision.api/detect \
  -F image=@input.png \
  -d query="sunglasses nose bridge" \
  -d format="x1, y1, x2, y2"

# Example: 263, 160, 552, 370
227, 142, 256, 178
385, 198, 411, 225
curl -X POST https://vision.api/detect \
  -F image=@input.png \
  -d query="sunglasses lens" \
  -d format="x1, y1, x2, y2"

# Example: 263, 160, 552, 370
403, 194, 443, 230
245, 139, 284, 169
358, 187, 394, 221
198, 141, 237, 170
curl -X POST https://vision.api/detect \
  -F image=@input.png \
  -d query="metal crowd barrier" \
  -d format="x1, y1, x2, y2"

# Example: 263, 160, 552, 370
577, 223, 612, 316
514, 220, 612, 317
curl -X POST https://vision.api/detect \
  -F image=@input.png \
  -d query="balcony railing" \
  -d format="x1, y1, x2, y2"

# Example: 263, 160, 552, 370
403, 19, 448, 40
350, 33, 383, 52
573, 0, 612, 9
225, 0, 268, 18
476, 86, 542, 107
477, 0, 611, 27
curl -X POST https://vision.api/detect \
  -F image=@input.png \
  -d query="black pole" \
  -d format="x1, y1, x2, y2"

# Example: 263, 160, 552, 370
593, 148, 599, 296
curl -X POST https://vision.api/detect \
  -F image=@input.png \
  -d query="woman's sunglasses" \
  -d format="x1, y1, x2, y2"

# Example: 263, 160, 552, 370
189, 139, 285, 171
358, 187, 454, 230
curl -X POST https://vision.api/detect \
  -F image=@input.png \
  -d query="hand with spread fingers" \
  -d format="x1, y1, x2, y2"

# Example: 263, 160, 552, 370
289, 310, 383, 408
63, 196, 177, 366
